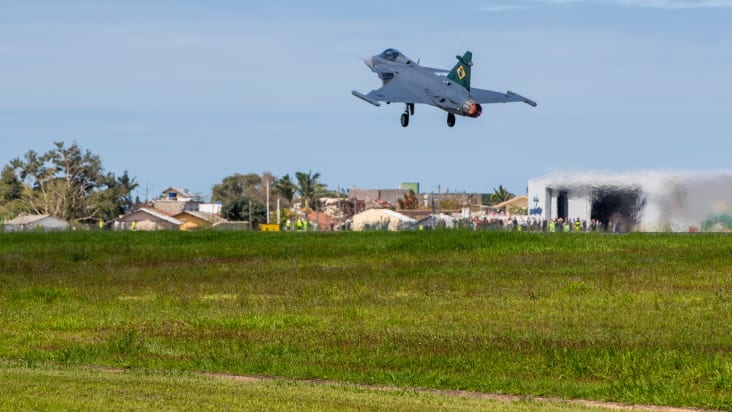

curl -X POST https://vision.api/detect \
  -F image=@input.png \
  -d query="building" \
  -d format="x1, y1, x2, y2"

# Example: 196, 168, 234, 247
160, 187, 197, 202
490, 195, 529, 215
349, 188, 411, 209
153, 187, 202, 215
349, 209, 416, 231
307, 210, 337, 231
415, 213, 457, 229
400, 182, 420, 194
199, 202, 222, 215
113, 208, 182, 231
173, 211, 216, 231
528, 171, 732, 232
3, 214, 69, 231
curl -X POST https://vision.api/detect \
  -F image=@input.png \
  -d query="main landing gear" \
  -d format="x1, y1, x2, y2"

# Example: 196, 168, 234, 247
400, 103, 415, 127
399, 105, 457, 127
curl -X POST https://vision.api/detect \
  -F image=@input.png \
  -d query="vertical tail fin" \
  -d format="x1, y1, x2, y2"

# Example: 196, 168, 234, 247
447, 51, 473, 91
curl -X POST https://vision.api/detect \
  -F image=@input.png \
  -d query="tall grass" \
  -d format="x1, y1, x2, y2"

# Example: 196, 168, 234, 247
0, 231, 731, 409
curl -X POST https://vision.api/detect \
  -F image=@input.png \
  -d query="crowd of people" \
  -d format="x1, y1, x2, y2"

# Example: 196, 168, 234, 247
465, 216, 626, 232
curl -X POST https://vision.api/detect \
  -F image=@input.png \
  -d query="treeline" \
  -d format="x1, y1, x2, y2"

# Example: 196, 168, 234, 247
211, 170, 340, 225
0, 142, 138, 223
0, 141, 338, 225
1, 141, 517, 225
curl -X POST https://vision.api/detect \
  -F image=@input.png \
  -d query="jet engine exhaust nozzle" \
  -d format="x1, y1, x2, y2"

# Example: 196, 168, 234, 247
463, 100, 482, 118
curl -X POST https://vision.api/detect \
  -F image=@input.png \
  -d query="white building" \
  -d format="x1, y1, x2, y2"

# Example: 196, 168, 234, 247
350, 209, 416, 231
528, 171, 732, 232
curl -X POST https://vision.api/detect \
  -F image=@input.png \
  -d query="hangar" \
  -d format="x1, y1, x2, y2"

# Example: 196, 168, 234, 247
527, 172, 732, 232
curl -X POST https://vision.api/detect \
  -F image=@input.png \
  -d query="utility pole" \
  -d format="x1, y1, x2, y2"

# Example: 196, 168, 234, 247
266, 178, 270, 224
437, 184, 441, 216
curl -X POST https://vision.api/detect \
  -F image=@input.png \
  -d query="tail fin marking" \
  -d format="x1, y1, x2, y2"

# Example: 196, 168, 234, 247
447, 51, 473, 91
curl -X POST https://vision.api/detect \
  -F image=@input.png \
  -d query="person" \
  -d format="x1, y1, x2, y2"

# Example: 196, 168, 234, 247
296, 218, 303, 231
549, 219, 556, 233
574, 218, 581, 232
98, 219, 104, 230
285, 219, 291, 231
131, 221, 137, 231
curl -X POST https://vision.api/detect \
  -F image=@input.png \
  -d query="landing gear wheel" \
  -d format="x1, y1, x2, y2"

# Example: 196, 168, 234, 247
400, 112, 409, 127
447, 113, 456, 127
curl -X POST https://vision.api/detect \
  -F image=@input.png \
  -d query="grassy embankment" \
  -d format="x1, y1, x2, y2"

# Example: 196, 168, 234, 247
0, 231, 730, 410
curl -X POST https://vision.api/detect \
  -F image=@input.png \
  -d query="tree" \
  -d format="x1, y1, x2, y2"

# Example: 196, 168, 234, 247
221, 196, 267, 227
397, 190, 419, 210
211, 172, 275, 205
489, 185, 515, 204
115, 170, 139, 213
0, 165, 24, 219
273, 174, 296, 205
295, 170, 325, 210
87, 171, 140, 220
10, 142, 104, 220
0, 165, 22, 202
4, 141, 128, 222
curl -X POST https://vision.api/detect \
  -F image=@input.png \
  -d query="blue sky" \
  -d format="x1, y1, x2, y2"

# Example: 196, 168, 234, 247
2, 1, 731, 199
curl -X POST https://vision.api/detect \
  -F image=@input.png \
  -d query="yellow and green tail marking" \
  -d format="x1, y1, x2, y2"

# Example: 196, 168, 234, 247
447, 51, 473, 91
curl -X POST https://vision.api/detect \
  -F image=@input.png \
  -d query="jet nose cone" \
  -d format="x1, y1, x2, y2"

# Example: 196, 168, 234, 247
363, 56, 375, 69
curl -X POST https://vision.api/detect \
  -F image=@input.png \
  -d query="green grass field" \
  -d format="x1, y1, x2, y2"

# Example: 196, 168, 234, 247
1, 231, 730, 410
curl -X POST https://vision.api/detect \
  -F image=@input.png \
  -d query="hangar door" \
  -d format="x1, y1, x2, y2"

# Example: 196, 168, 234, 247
591, 187, 644, 232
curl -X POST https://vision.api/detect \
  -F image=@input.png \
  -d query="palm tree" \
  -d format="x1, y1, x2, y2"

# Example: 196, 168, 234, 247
295, 170, 325, 210
489, 185, 514, 204
274, 174, 296, 205
116, 170, 139, 211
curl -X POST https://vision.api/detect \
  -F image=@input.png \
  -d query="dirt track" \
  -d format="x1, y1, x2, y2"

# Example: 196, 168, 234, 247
204, 372, 713, 412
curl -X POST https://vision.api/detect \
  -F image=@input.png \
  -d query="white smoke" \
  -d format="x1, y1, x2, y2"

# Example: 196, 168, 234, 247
529, 170, 732, 232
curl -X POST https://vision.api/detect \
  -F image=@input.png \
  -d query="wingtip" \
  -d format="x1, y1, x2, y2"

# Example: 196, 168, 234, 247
352, 90, 381, 107
507, 90, 537, 107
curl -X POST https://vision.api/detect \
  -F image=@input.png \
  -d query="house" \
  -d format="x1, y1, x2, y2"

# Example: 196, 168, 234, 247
173, 210, 215, 231
307, 210, 337, 231
153, 187, 201, 215
3, 214, 69, 231
349, 209, 416, 231
113, 208, 182, 231
349, 188, 412, 209
161, 187, 197, 202
491, 195, 529, 216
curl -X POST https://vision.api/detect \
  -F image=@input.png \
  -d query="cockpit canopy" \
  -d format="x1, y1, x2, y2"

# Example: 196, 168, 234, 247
379, 48, 402, 62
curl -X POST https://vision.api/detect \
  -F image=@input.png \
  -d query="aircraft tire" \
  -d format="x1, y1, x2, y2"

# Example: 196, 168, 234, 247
401, 113, 409, 127
447, 113, 456, 127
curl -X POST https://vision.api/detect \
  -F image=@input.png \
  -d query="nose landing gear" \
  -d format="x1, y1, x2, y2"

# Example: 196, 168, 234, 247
447, 113, 456, 127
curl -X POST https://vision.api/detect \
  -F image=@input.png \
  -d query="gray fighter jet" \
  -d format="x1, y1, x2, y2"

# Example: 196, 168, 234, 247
352, 48, 537, 127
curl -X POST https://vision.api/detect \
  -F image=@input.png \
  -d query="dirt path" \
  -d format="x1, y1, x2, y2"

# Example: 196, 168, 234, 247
204, 372, 711, 412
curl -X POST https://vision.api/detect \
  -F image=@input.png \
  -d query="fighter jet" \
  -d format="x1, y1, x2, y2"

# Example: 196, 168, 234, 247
352, 48, 537, 127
